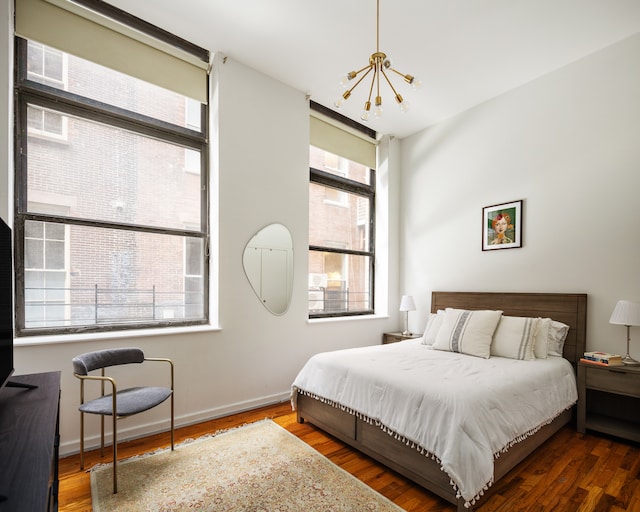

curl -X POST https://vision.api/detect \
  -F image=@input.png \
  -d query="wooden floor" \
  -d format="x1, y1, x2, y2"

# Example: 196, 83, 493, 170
58, 401, 640, 512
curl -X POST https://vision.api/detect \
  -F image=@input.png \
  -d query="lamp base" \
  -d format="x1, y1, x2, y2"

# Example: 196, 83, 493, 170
622, 355, 640, 366
402, 330, 412, 336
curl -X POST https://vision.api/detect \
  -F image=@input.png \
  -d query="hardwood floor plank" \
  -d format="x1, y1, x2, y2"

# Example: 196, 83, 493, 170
58, 403, 640, 511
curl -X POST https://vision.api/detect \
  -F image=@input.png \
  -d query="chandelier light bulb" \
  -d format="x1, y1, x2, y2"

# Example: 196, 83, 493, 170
361, 101, 372, 121
334, 90, 351, 108
339, 71, 357, 88
394, 93, 409, 113
411, 78, 422, 89
374, 94, 383, 116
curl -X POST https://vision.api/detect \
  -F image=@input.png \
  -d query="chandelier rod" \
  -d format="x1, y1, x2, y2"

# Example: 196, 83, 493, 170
381, 67, 400, 98
376, 0, 380, 53
345, 66, 374, 97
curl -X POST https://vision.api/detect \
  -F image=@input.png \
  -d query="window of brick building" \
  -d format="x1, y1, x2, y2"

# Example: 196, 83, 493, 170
309, 103, 376, 318
14, 0, 210, 335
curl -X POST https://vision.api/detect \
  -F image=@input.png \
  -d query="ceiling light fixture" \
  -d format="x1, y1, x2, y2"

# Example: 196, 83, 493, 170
335, 0, 421, 121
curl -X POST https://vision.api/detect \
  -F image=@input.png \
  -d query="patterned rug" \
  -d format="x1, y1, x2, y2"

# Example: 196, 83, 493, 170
91, 419, 403, 511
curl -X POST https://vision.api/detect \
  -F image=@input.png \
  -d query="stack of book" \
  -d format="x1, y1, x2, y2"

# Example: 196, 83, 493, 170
580, 351, 623, 366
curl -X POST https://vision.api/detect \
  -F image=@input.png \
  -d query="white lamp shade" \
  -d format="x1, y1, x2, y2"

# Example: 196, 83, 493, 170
399, 295, 416, 312
609, 300, 640, 326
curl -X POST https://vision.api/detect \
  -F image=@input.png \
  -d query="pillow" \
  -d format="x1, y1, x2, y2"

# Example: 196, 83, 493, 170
491, 316, 538, 360
421, 310, 444, 345
432, 308, 503, 358
548, 320, 570, 357
532, 317, 551, 359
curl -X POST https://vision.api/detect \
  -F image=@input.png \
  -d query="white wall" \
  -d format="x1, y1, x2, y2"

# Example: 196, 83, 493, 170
0, 4, 402, 455
400, 33, 640, 355
0, 0, 11, 222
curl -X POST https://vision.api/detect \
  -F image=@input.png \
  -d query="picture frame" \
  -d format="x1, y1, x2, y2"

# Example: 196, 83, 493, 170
482, 200, 523, 251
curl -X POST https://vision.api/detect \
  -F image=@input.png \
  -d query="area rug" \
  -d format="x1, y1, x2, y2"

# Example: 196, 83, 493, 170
91, 419, 404, 511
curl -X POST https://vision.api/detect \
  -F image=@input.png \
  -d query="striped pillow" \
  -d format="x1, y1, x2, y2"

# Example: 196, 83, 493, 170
491, 316, 539, 360
432, 308, 503, 358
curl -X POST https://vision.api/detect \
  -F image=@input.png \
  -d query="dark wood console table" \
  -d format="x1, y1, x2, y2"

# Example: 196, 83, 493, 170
0, 371, 61, 512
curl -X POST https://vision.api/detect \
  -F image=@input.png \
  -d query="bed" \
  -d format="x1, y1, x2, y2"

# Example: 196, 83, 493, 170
292, 292, 587, 511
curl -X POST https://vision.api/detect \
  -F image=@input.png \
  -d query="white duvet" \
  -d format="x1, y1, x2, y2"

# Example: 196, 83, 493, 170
291, 339, 577, 507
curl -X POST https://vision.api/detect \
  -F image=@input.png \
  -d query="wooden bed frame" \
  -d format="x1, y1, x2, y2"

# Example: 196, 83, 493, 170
296, 292, 587, 511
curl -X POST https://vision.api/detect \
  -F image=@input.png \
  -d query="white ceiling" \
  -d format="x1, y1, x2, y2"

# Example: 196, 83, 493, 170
109, 0, 640, 139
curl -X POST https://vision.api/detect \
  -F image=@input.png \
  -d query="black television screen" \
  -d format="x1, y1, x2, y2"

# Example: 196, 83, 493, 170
0, 217, 14, 391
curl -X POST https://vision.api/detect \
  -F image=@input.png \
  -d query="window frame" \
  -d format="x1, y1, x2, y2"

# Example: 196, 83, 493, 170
309, 104, 376, 319
13, 36, 210, 337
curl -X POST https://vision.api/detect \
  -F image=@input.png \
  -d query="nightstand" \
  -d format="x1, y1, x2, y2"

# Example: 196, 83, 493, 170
577, 361, 640, 442
382, 332, 422, 344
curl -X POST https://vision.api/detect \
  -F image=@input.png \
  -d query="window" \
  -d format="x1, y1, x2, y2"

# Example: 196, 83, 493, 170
26, 42, 68, 140
27, 105, 68, 140
309, 103, 376, 318
24, 220, 68, 327
26, 40, 66, 87
14, 0, 210, 335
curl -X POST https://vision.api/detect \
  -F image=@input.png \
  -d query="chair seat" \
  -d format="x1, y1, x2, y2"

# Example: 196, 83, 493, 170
79, 386, 172, 416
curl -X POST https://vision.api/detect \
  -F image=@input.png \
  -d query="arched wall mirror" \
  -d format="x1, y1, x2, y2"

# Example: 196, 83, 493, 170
242, 223, 293, 315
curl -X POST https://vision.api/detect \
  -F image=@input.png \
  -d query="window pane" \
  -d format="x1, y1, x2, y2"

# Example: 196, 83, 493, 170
25, 238, 44, 268
26, 105, 202, 231
43, 110, 63, 134
25, 218, 43, 238
308, 251, 371, 313
309, 183, 370, 251
46, 223, 65, 240
25, 270, 66, 328
27, 107, 43, 130
184, 276, 204, 318
185, 238, 203, 276
27, 42, 43, 75
23, 224, 205, 330
310, 146, 370, 185
44, 272, 66, 301
45, 240, 65, 269
184, 148, 201, 173
45, 47, 64, 82
26, 42, 202, 130
25, 271, 45, 302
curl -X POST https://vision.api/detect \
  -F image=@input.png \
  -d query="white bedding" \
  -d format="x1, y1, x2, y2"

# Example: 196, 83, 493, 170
291, 339, 577, 507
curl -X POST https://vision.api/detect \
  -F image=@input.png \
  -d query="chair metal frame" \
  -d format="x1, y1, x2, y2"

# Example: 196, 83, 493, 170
74, 356, 174, 493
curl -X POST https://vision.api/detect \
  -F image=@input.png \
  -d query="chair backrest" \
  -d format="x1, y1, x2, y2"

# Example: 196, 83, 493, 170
72, 347, 145, 376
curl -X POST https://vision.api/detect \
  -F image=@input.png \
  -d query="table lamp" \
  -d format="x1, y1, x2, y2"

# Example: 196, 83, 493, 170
399, 295, 416, 336
609, 300, 640, 366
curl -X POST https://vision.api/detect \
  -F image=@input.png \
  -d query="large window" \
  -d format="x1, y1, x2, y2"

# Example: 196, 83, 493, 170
309, 104, 376, 318
14, 1, 209, 335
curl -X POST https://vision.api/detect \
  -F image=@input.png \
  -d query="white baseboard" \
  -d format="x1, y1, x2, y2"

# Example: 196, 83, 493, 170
60, 390, 292, 456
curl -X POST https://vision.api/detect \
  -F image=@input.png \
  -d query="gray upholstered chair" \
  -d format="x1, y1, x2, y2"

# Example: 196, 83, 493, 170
72, 347, 174, 493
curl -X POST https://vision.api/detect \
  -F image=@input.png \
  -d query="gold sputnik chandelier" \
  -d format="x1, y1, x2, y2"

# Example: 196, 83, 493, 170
334, 0, 421, 121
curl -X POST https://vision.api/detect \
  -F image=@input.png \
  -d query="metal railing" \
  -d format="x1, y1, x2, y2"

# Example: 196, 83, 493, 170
24, 284, 204, 328
308, 287, 370, 314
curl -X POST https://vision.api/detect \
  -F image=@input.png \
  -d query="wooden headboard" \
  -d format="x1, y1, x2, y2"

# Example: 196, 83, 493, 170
431, 292, 587, 365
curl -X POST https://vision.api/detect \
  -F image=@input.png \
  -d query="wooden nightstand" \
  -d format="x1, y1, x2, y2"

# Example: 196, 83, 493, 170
577, 360, 640, 442
382, 332, 422, 344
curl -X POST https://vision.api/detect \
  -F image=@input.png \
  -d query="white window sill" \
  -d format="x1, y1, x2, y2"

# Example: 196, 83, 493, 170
14, 323, 221, 347
307, 314, 389, 324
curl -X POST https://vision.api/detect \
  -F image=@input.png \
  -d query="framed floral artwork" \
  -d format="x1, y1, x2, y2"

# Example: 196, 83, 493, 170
482, 200, 522, 250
